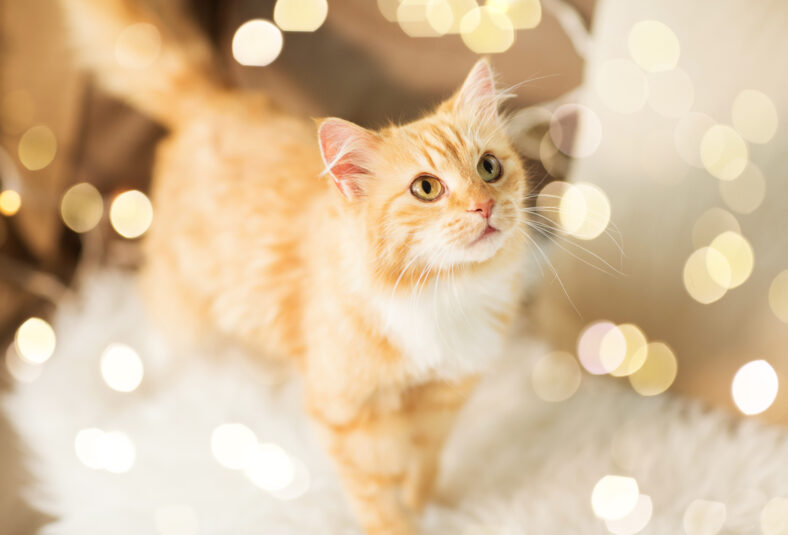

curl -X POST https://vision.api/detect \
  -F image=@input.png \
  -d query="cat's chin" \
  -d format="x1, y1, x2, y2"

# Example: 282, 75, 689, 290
451, 229, 507, 265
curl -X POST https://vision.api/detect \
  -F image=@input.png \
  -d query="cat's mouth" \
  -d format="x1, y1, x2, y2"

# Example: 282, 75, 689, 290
469, 224, 499, 246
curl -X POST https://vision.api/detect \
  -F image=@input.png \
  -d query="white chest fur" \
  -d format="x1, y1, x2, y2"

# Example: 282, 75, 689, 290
374, 264, 521, 381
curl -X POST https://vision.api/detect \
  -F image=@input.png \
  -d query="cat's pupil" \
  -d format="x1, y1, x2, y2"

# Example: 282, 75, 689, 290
422, 180, 432, 194
484, 159, 493, 173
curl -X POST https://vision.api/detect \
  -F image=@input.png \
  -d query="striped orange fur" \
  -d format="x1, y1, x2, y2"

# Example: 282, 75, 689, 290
59, 1, 532, 532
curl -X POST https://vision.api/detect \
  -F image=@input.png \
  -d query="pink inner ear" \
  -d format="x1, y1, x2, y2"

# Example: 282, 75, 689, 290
318, 119, 375, 200
456, 59, 498, 117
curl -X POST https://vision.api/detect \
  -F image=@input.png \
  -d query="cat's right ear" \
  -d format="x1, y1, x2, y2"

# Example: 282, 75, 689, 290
318, 118, 379, 200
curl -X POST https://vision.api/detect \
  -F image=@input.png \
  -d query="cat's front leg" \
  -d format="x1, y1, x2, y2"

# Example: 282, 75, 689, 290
400, 376, 479, 511
309, 393, 419, 535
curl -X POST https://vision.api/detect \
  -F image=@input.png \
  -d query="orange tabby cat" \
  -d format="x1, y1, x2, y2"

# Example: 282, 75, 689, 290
60, 1, 532, 532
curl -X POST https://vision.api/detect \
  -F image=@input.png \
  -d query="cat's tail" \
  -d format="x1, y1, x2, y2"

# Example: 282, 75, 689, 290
58, 0, 225, 128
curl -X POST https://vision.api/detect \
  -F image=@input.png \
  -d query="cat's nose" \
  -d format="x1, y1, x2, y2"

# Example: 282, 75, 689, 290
467, 199, 494, 219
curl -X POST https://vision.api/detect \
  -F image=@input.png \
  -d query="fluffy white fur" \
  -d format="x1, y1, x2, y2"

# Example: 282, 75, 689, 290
6, 271, 788, 534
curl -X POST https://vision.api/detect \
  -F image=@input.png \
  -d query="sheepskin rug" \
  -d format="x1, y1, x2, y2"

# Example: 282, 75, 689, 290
5, 271, 788, 535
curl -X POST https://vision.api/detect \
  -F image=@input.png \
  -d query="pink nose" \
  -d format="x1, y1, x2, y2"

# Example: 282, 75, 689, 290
467, 199, 494, 219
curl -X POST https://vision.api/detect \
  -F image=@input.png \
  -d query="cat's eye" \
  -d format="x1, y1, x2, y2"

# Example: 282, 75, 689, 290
410, 175, 444, 202
477, 154, 502, 183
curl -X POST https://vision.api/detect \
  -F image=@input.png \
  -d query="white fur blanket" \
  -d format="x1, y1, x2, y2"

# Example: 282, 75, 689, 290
5, 271, 788, 534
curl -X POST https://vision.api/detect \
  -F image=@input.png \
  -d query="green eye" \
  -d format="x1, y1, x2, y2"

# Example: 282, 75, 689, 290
410, 175, 444, 202
477, 153, 502, 182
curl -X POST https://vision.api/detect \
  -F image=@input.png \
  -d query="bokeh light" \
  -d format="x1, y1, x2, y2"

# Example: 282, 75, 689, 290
628, 342, 677, 396
4, 344, 42, 383
700, 124, 748, 181
591, 475, 640, 521
377, 0, 401, 22
691, 208, 740, 249
75, 428, 136, 473
155, 504, 199, 535
558, 182, 611, 240
718, 162, 766, 215
460, 6, 515, 54
18, 125, 57, 171
0, 189, 22, 216
683, 247, 728, 304
761, 497, 788, 535
609, 324, 648, 377
604, 493, 653, 535
115, 23, 162, 69
769, 271, 788, 324
244, 442, 295, 493
487, 0, 542, 29
274, 0, 328, 32
674, 112, 715, 168
647, 68, 694, 118
100, 343, 144, 393
549, 104, 602, 158
731, 360, 778, 416
628, 20, 680, 73
577, 321, 626, 375
272, 457, 312, 500
595, 59, 648, 114
683, 499, 726, 535
232, 20, 284, 67
211, 423, 258, 470
531, 351, 582, 402
15, 317, 56, 364
731, 89, 778, 144
707, 231, 753, 289
109, 190, 153, 239
397, 0, 451, 37
60, 183, 104, 233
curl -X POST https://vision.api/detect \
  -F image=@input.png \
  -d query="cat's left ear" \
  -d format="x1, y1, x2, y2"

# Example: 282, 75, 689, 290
318, 118, 379, 200
452, 58, 499, 121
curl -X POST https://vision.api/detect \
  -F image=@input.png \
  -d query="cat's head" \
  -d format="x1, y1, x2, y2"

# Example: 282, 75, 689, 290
318, 60, 528, 284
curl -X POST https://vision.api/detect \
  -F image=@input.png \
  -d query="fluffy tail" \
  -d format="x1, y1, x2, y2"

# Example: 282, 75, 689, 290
59, 0, 225, 127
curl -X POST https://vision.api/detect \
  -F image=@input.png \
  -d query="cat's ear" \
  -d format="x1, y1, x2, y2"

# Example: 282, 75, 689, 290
318, 118, 379, 200
452, 58, 499, 121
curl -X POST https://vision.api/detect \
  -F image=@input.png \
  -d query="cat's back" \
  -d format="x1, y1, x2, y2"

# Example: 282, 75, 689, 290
145, 94, 329, 358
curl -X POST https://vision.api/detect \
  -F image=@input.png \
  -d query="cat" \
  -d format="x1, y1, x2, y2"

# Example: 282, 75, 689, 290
60, 1, 532, 533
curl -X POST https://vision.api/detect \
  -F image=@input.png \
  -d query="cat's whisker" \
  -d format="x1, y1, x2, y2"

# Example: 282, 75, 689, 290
521, 230, 582, 318
522, 223, 625, 277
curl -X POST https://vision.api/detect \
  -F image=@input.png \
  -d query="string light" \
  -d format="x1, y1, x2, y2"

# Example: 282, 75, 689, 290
700, 124, 748, 181
60, 183, 104, 233
100, 343, 144, 393
706, 231, 753, 290
74, 428, 136, 473
628, 342, 677, 396
769, 271, 788, 324
549, 104, 602, 158
487, 0, 542, 29
459, 6, 515, 54
558, 182, 611, 240
4, 344, 42, 383
232, 20, 284, 67
731, 90, 778, 144
15, 317, 56, 364
531, 351, 582, 402
761, 497, 788, 535
577, 321, 626, 375
731, 360, 778, 416
682, 499, 726, 535
0, 189, 22, 216
718, 162, 766, 215
604, 494, 653, 535
274, 0, 328, 32
244, 442, 295, 493
110, 190, 153, 239
591, 475, 640, 521
609, 324, 648, 378
397, 0, 451, 37
18, 125, 57, 171
628, 20, 680, 73
691, 208, 740, 249
683, 247, 728, 304
211, 423, 258, 470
